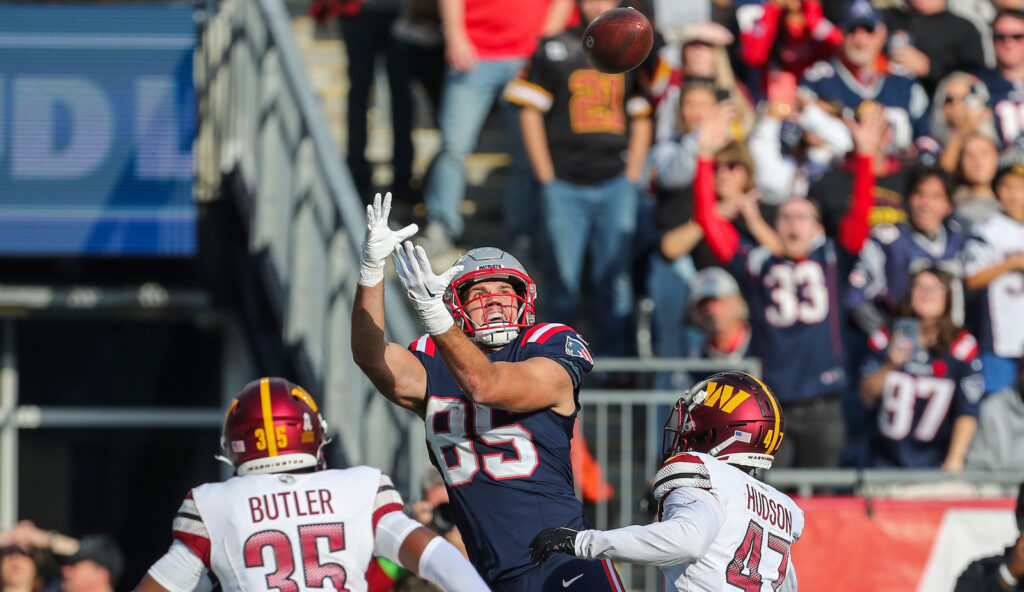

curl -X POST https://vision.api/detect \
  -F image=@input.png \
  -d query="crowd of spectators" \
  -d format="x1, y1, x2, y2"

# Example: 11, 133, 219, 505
321, 0, 1024, 471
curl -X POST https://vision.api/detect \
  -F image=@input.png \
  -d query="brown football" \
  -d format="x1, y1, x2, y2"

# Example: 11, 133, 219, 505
582, 7, 654, 74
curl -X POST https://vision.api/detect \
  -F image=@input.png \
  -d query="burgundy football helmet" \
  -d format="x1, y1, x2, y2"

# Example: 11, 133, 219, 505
444, 247, 537, 347
221, 377, 328, 475
662, 371, 784, 469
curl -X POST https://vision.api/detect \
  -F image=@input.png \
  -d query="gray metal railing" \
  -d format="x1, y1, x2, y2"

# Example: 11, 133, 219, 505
195, 0, 422, 488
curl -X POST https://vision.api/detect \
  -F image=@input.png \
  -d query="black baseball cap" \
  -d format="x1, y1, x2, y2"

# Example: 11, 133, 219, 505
65, 535, 124, 585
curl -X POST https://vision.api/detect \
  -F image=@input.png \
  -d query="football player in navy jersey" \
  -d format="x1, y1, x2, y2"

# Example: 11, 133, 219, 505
858, 268, 984, 469
351, 193, 625, 592
976, 10, 1024, 149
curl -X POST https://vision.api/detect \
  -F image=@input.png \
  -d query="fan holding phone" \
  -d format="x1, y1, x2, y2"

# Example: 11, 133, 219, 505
858, 267, 985, 470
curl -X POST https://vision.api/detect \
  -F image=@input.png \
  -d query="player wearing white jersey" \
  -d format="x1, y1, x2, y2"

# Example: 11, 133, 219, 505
134, 377, 489, 592
530, 371, 804, 591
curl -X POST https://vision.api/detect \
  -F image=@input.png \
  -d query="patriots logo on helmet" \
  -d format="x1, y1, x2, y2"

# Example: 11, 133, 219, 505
565, 335, 593, 364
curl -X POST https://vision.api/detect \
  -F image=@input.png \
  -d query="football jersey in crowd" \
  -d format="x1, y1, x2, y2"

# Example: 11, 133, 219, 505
808, 156, 911, 235
801, 57, 931, 146
409, 323, 594, 584
847, 220, 966, 315
726, 237, 849, 403
170, 467, 403, 592
861, 329, 985, 467
962, 211, 1024, 358
503, 27, 651, 185
975, 69, 1024, 150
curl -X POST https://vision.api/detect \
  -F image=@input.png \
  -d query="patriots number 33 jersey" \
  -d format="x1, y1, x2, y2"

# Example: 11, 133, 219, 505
409, 323, 595, 583
170, 467, 404, 592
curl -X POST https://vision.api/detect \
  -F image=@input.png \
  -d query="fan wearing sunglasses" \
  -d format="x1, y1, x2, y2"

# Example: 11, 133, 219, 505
976, 9, 1024, 149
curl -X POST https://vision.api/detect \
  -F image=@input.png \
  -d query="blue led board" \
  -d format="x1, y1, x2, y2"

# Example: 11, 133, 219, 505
0, 4, 196, 256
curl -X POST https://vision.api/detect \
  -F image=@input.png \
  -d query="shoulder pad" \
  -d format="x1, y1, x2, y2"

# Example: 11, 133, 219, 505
747, 246, 773, 276
867, 327, 890, 352
520, 323, 575, 345
736, 4, 765, 31
543, 38, 569, 62
653, 453, 711, 501
802, 60, 835, 83
408, 334, 436, 357
950, 331, 979, 362
172, 489, 211, 568
871, 224, 900, 245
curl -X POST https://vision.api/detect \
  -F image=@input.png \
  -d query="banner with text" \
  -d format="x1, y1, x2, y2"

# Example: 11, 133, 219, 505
0, 4, 196, 255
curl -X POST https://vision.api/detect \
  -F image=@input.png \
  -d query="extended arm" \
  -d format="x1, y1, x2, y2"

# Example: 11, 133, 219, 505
626, 114, 653, 182
521, 107, 556, 183
837, 105, 885, 254
693, 157, 740, 262
374, 511, 489, 591
351, 193, 429, 417
531, 488, 724, 567
941, 415, 978, 472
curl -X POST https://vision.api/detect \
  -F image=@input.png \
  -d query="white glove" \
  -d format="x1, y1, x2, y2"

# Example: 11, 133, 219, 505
392, 241, 463, 336
359, 192, 419, 287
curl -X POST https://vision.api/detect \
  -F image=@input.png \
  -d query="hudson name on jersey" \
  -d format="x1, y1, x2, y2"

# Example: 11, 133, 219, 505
575, 452, 804, 591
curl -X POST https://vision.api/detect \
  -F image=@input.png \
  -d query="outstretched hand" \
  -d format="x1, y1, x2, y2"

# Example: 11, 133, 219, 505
392, 241, 463, 336
846, 102, 888, 158
529, 527, 579, 566
359, 192, 418, 287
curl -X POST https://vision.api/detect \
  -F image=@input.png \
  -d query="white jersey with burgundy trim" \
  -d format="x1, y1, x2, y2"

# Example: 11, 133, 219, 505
658, 453, 803, 591
170, 466, 404, 592
573, 452, 806, 591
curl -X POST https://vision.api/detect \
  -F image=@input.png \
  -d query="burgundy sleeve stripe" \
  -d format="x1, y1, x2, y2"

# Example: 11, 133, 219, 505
172, 531, 211, 570
663, 452, 705, 465
371, 503, 404, 534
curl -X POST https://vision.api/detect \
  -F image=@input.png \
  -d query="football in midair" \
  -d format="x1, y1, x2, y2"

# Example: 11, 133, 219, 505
581, 7, 654, 74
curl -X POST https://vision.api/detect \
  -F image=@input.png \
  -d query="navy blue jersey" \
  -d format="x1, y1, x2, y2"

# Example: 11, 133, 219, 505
975, 68, 1024, 149
847, 220, 965, 313
861, 329, 984, 467
801, 58, 931, 145
409, 323, 595, 584
726, 237, 848, 403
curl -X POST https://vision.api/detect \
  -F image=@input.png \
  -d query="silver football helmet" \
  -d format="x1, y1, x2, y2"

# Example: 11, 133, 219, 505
444, 247, 537, 347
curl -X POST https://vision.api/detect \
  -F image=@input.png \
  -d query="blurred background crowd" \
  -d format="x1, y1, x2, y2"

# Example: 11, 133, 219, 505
311, 0, 1024, 474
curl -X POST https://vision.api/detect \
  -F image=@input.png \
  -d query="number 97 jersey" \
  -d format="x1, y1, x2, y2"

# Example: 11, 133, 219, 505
171, 466, 404, 592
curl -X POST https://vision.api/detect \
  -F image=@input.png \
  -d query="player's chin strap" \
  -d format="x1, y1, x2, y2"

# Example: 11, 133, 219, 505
214, 454, 234, 468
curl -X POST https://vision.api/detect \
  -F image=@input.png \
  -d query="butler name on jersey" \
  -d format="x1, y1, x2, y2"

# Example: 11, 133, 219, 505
136, 377, 489, 592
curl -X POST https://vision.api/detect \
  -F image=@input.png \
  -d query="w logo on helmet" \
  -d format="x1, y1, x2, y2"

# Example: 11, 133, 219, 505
702, 381, 752, 413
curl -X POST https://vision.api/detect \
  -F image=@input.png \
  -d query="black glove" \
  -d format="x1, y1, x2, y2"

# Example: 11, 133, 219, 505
529, 527, 578, 566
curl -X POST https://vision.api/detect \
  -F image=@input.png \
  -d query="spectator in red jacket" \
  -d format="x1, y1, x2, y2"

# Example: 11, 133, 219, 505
737, 0, 843, 96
